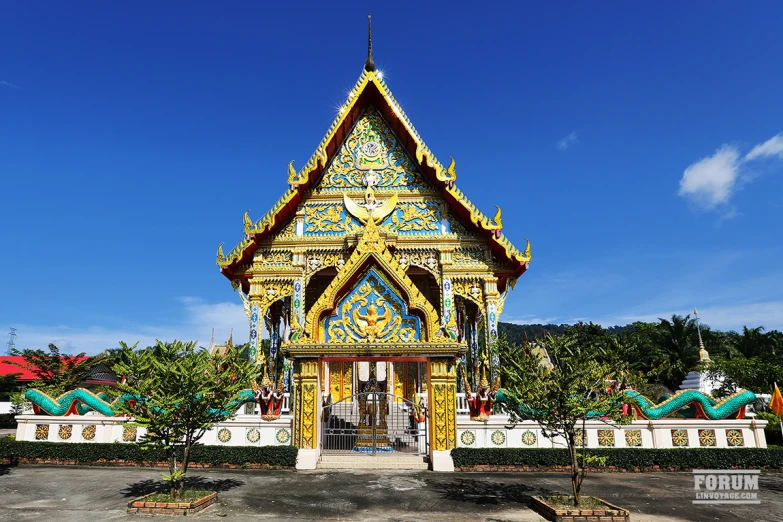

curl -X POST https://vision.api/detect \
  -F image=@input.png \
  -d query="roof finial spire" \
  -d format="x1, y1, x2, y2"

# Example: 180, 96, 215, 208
364, 13, 376, 72
694, 308, 710, 362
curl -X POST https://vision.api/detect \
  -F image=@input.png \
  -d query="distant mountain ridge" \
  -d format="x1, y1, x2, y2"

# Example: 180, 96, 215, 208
498, 322, 631, 344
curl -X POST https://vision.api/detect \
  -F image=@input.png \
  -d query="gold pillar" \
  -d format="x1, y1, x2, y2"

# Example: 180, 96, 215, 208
292, 358, 319, 449
428, 357, 457, 451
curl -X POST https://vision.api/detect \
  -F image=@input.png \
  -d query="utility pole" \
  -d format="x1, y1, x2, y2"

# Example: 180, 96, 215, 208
6, 327, 17, 354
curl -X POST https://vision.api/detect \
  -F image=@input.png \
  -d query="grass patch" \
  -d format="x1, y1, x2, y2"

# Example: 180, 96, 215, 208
543, 495, 606, 510
145, 489, 213, 503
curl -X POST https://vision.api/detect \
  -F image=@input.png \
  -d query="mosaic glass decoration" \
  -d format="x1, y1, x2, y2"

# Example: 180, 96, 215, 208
726, 429, 744, 447
624, 430, 642, 447
58, 424, 73, 440
217, 428, 232, 443
521, 430, 537, 446
671, 429, 689, 447
597, 430, 615, 447
81, 425, 96, 441
460, 431, 476, 446
315, 106, 430, 194
323, 268, 422, 343
35, 424, 49, 440
698, 429, 716, 447
491, 430, 506, 446
122, 425, 137, 442
246, 428, 261, 443
574, 429, 584, 447
276, 429, 291, 444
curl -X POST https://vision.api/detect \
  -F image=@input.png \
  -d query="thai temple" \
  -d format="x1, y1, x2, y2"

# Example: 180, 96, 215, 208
213, 20, 530, 469
14, 20, 767, 470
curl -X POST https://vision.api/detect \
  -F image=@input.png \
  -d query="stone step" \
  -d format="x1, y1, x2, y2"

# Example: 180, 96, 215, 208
319, 454, 427, 462
317, 454, 429, 470
317, 461, 430, 470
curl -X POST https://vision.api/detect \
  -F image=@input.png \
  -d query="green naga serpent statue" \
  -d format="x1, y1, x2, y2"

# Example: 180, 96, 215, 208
25, 388, 259, 419
26, 385, 756, 421
491, 387, 757, 421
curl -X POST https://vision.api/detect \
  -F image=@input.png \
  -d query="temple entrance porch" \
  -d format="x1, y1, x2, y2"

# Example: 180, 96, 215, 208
290, 356, 458, 470
321, 358, 428, 457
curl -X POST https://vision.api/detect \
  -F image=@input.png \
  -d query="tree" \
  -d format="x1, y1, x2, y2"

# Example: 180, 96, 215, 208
499, 333, 635, 507
113, 340, 259, 498
724, 326, 775, 360
702, 357, 782, 398
9, 344, 108, 396
0, 372, 21, 402
648, 315, 700, 389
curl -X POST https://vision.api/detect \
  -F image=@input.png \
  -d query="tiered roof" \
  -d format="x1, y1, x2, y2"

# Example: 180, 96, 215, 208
217, 68, 531, 287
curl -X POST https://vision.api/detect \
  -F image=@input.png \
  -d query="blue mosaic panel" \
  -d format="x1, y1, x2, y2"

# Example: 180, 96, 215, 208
323, 267, 421, 343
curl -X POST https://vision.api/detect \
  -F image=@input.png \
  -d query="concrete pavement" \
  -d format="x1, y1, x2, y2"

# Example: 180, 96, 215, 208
1, 465, 782, 521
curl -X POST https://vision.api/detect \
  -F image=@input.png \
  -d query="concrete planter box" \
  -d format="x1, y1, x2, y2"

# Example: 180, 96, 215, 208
127, 491, 217, 515
530, 496, 630, 522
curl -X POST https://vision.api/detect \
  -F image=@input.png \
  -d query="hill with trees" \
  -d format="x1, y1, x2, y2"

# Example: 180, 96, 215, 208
499, 316, 783, 395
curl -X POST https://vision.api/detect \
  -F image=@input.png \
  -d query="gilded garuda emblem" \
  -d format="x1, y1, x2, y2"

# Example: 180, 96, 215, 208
354, 301, 391, 340
324, 270, 420, 344
343, 168, 398, 225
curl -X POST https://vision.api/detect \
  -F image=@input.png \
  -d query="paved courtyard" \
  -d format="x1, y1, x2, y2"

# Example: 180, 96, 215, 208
1, 465, 782, 521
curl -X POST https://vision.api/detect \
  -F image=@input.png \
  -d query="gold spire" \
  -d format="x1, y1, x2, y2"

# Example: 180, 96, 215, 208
364, 13, 375, 72
694, 308, 710, 362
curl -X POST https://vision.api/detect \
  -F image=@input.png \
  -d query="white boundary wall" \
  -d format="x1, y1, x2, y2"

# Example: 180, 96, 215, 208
456, 416, 768, 449
15, 414, 767, 450
15, 414, 293, 448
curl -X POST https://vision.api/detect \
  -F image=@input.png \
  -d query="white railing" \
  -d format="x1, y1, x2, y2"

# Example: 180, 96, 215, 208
456, 393, 469, 414
414, 393, 471, 415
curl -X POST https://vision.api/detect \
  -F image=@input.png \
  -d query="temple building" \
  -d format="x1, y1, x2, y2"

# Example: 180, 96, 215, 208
216, 30, 530, 469
14, 23, 768, 464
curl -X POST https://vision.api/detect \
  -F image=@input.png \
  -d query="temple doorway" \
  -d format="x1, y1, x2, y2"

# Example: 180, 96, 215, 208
320, 359, 428, 456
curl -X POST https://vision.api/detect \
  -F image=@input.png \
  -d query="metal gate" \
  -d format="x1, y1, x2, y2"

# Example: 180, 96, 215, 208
321, 390, 428, 455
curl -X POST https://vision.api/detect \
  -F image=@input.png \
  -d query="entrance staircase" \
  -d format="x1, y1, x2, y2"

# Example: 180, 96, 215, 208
317, 453, 429, 470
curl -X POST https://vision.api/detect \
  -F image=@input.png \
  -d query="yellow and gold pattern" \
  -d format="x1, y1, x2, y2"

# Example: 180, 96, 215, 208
217, 69, 531, 273
430, 358, 457, 451
324, 268, 421, 343
315, 106, 430, 193
298, 219, 443, 346
302, 200, 440, 237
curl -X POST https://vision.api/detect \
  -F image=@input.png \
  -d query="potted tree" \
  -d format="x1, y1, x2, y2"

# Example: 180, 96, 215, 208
499, 332, 635, 521
115, 340, 258, 515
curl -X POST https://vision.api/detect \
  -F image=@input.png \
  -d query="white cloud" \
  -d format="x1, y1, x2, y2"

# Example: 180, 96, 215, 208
746, 133, 783, 161
596, 301, 783, 331
557, 132, 578, 151
679, 133, 783, 211
716, 206, 742, 226
10, 297, 252, 355
0, 80, 19, 89
505, 316, 560, 325
678, 145, 741, 209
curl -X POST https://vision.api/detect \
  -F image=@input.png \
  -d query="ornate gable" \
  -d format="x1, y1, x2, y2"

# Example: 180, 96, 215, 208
313, 106, 432, 194
219, 67, 531, 295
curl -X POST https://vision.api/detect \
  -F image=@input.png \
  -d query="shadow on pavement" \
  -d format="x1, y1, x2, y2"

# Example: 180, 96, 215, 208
121, 476, 245, 498
435, 478, 550, 506
0, 465, 11, 477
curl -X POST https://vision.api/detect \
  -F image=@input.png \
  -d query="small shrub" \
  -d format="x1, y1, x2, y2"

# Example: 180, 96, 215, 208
451, 447, 783, 470
0, 439, 297, 468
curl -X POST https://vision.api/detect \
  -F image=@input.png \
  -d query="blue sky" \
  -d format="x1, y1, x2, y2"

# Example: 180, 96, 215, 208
2, 3, 783, 354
